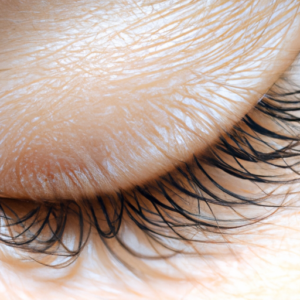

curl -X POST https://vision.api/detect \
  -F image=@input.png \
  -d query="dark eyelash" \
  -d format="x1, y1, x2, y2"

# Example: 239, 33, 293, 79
1, 83, 300, 267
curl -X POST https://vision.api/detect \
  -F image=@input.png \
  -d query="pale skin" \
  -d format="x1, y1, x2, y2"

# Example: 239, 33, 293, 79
0, 0, 300, 299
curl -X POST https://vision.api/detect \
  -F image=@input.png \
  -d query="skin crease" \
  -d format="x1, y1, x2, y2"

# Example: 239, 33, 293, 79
0, 0, 300, 299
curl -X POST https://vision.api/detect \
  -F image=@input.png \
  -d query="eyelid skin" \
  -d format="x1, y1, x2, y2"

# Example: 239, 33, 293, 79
0, 0, 300, 202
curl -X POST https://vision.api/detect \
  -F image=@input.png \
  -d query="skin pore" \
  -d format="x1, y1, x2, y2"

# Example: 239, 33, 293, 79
0, 1, 300, 299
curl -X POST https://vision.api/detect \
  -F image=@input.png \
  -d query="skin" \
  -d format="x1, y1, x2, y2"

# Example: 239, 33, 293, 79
0, 0, 300, 299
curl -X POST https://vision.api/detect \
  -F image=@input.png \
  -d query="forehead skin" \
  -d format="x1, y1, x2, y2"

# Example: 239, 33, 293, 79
0, 0, 300, 201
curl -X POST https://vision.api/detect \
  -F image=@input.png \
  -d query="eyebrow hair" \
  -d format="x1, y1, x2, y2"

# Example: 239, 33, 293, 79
0, 76, 299, 268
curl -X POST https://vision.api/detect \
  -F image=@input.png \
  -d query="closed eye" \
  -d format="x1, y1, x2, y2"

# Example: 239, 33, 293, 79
0, 0, 300, 272
1, 77, 300, 267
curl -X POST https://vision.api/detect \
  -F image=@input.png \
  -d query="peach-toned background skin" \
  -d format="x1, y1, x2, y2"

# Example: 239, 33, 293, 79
0, 1, 300, 299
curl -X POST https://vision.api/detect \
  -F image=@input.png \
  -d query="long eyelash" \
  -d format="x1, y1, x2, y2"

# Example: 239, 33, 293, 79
0, 84, 300, 267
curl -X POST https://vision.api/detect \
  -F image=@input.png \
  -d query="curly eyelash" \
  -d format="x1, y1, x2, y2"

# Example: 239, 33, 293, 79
0, 82, 299, 267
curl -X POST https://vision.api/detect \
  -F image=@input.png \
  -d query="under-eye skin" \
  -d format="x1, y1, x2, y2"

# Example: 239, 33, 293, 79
1, 0, 300, 273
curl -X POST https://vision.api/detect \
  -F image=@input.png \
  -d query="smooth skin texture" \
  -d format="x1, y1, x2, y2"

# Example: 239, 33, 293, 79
0, 1, 300, 299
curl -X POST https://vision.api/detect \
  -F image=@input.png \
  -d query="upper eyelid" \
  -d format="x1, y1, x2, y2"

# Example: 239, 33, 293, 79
1, 77, 300, 266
